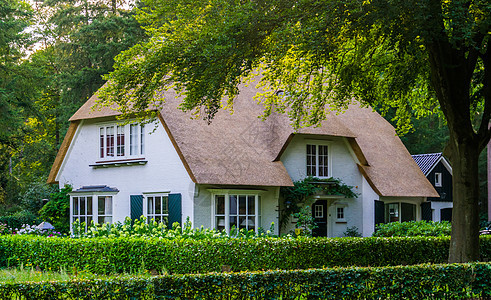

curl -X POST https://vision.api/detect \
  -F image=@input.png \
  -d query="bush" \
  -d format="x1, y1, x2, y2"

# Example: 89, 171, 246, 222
0, 263, 490, 299
0, 210, 40, 231
38, 185, 71, 234
373, 221, 451, 237
1, 235, 490, 274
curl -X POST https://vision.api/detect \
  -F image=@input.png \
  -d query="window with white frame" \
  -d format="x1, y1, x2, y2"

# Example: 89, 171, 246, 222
72, 195, 113, 231
213, 194, 261, 233
146, 195, 169, 224
99, 123, 145, 160
384, 202, 416, 223
314, 205, 324, 218
336, 206, 345, 221
307, 144, 329, 177
435, 172, 442, 187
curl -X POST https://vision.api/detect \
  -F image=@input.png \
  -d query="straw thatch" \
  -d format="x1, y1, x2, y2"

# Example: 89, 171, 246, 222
53, 81, 438, 197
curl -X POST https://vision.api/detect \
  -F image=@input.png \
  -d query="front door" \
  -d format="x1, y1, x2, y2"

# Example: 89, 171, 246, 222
312, 200, 327, 237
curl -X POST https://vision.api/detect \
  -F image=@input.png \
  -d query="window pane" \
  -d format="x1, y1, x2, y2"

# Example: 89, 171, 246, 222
73, 197, 79, 215
117, 125, 125, 156
229, 216, 238, 229
239, 216, 246, 229
106, 196, 112, 214
215, 196, 225, 215
87, 197, 93, 215
248, 217, 255, 231
239, 196, 247, 215
147, 197, 154, 214
162, 197, 168, 214
106, 126, 114, 157
100, 128, 104, 158
80, 197, 86, 215
216, 216, 225, 231
155, 196, 162, 214
87, 216, 92, 225
140, 125, 145, 155
401, 203, 416, 222
247, 196, 255, 215
130, 124, 138, 155
98, 196, 105, 215
229, 195, 238, 215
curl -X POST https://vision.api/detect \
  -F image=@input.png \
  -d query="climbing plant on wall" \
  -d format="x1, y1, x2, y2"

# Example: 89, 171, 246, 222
279, 177, 357, 230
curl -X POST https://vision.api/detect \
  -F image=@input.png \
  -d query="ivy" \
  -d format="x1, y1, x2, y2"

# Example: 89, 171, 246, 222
279, 177, 357, 230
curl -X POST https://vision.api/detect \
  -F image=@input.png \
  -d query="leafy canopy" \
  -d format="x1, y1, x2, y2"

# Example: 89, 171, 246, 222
102, 0, 488, 134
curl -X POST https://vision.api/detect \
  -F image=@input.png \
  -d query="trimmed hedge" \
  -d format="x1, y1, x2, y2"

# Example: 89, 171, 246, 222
373, 221, 451, 237
1, 235, 491, 274
1, 263, 491, 299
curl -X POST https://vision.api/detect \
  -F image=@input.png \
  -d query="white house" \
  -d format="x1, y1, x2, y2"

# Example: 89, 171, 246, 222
48, 82, 438, 236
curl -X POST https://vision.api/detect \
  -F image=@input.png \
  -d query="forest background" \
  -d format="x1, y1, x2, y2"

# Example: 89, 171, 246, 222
0, 0, 487, 222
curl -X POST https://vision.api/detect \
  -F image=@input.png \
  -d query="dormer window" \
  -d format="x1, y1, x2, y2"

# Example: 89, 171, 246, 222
435, 172, 442, 187
306, 144, 330, 177
99, 123, 144, 160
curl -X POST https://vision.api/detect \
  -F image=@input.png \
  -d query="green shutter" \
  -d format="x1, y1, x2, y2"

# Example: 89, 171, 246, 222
421, 202, 432, 221
168, 193, 182, 227
374, 200, 385, 226
130, 195, 143, 221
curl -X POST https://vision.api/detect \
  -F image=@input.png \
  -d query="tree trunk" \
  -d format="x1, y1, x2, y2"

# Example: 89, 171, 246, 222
448, 135, 481, 263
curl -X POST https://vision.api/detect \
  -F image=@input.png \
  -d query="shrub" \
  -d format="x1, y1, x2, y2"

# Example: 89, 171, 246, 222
0, 210, 40, 231
71, 216, 274, 239
373, 221, 451, 237
1, 235, 490, 274
0, 263, 490, 299
38, 185, 71, 234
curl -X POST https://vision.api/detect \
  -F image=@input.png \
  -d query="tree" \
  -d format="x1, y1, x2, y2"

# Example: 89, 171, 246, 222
102, 0, 491, 262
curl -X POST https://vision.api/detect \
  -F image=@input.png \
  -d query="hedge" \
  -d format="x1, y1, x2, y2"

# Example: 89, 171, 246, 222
1, 235, 491, 274
1, 263, 491, 299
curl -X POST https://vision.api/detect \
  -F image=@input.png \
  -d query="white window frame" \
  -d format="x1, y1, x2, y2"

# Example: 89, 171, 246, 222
336, 206, 345, 222
384, 201, 417, 223
435, 172, 442, 187
209, 189, 263, 234
305, 141, 332, 178
70, 192, 116, 231
98, 121, 145, 161
314, 205, 324, 218
143, 192, 170, 224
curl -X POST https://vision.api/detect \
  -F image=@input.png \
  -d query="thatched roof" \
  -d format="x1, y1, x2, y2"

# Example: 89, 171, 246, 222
55, 81, 438, 197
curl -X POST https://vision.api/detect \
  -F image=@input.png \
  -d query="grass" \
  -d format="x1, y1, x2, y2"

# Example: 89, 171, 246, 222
0, 265, 155, 283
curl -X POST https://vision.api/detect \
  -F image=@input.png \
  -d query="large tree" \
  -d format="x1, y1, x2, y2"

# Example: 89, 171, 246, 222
102, 0, 491, 262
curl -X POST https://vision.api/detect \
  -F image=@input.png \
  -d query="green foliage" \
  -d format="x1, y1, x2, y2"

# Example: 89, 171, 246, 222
0, 210, 39, 231
280, 177, 357, 229
71, 216, 276, 239
20, 179, 57, 214
2, 235, 491, 274
292, 206, 317, 236
0, 263, 491, 299
38, 185, 71, 234
343, 226, 362, 237
373, 221, 452, 237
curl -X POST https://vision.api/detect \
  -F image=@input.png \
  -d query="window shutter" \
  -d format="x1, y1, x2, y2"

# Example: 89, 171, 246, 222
168, 193, 182, 227
421, 202, 432, 221
374, 200, 385, 226
130, 195, 143, 221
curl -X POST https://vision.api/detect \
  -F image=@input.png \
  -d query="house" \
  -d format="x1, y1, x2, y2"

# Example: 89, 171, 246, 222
412, 153, 453, 222
48, 82, 438, 237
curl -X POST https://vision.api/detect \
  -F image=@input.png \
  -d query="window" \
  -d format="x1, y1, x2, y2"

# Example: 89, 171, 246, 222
435, 172, 442, 187
314, 205, 324, 218
98, 196, 113, 223
72, 195, 113, 231
337, 207, 344, 220
99, 123, 145, 159
307, 144, 329, 177
213, 194, 261, 233
384, 202, 416, 223
146, 195, 169, 224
